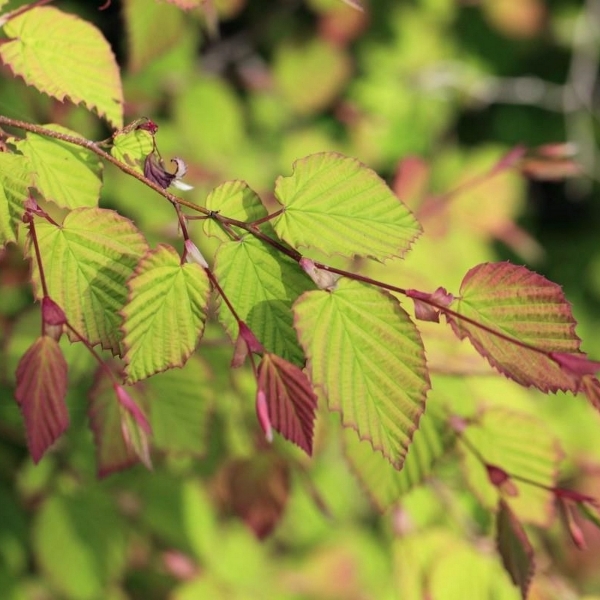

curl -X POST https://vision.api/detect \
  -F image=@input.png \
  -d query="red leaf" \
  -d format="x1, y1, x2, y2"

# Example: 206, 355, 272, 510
89, 372, 151, 477
497, 500, 535, 599
15, 336, 69, 463
257, 353, 318, 455
446, 262, 587, 394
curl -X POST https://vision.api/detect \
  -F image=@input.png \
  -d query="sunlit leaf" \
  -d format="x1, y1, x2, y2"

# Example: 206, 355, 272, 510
447, 262, 586, 393
344, 403, 452, 509
89, 371, 151, 477
111, 128, 154, 170
273, 153, 421, 261
15, 336, 69, 463
294, 279, 429, 467
214, 236, 312, 365
0, 6, 123, 127
0, 152, 32, 246
203, 180, 269, 241
16, 125, 102, 209
146, 355, 214, 455
257, 352, 318, 455
122, 244, 211, 383
29, 208, 149, 355
497, 500, 535, 600
460, 407, 562, 525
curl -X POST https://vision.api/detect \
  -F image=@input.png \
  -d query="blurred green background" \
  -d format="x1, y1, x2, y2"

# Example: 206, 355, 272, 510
1, 0, 600, 598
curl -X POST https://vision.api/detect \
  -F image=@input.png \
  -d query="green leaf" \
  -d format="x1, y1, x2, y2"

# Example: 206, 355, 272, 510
294, 279, 429, 467
0, 152, 32, 247
460, 407, 562, 526
110, 128, 154, 171
447, 262, 584, 393
15, 125, 102, 210
203, 180, 269, 242
124, 0, 187, 72
428, 541, 520, 600
0, 6, 123, 128
214, 236, 313, 365
146, 355, 214, 455
33, 492, 127, 598
122, 244, 211, 383
497, 500, 535, 600
343, 402, 452, 509
273, 152, 422, 261
274, 39, 351, 115
29, 208, 149, 355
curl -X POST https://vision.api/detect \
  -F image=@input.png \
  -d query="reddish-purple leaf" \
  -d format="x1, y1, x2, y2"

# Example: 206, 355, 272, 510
15, 336, 69, 463
497, 500, 535, 599
89, 372, 151, 477
257, 353, 318, 455
446, 262, 588, 394
214, 454, 291, 539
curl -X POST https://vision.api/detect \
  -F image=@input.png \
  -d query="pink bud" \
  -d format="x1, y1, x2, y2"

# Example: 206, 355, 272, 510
184, 240, 208, 268
256, 389, 273, 443
114, 385, 151, 434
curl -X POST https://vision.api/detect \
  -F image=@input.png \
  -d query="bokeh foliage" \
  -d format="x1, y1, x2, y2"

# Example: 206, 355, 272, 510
1, 0, 600, 598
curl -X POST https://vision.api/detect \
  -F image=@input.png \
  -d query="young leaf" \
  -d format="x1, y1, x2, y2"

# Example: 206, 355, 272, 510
122, 244, 211, 383
111, 129, 154, 170
460, 407, 562, 525
88, 372, 151, 477
15, 125, 103, 210
272, 153, 421, 261
0, 7, 123, 128
343, 403, 452, 509
497, 500, 535, 600
214, 236, 313, 365
203, 181, 269, 242
446, 262, 588, 393
15, 336, 69, 463
145, 355, 214, 455
257, 352, 318, 455
0, 152, 32, 246
294, 279, 429, 467
28, 208, 149, 355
